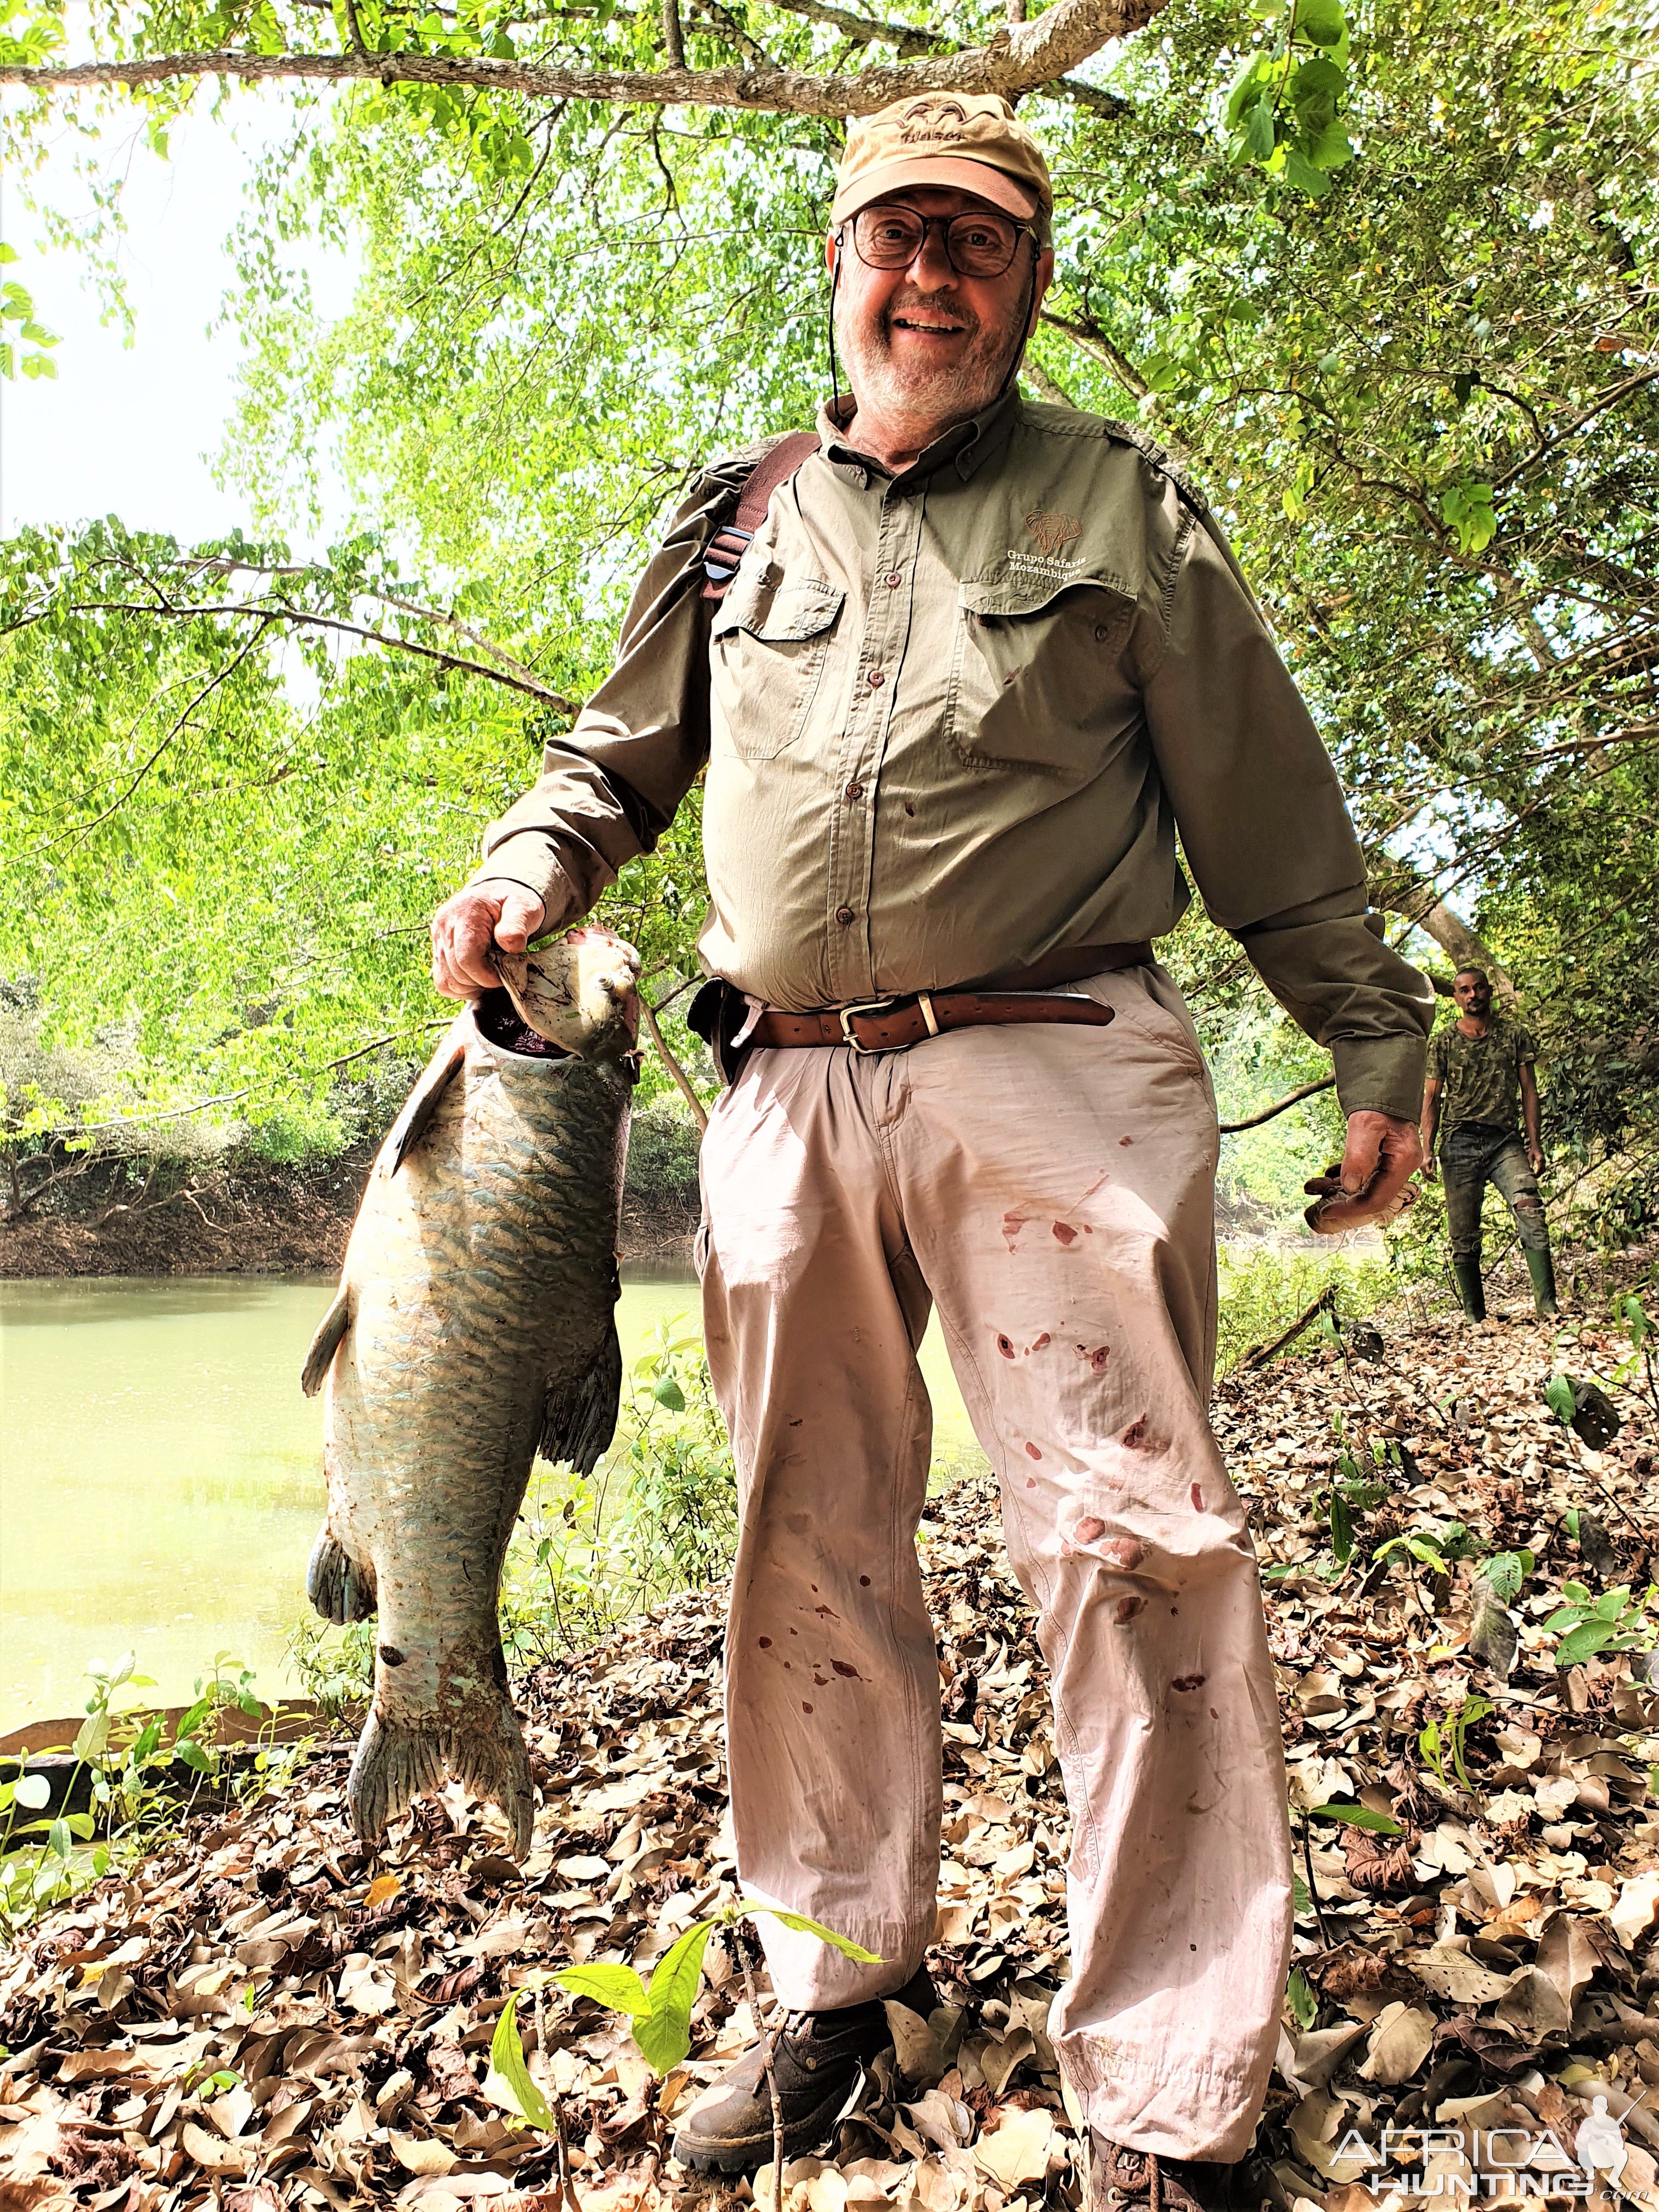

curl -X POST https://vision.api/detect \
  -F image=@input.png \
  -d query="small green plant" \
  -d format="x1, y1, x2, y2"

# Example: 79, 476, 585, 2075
1, 1650, 306, 1932
1322, 1412, 1396, 1567
1420, 1697, 1491, 1795
500, 1323, 736, 1663
1544, 1582, 1656, 1669
1612, 1291, 1657, 1417
1373, 1519, 1476, 1614
491, 1894, 878, 2185
285, 1613, 376, 1714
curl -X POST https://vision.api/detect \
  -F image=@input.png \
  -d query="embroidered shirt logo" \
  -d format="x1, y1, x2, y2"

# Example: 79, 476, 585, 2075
899, 98, 968, 144
1024, 508, 1082, 560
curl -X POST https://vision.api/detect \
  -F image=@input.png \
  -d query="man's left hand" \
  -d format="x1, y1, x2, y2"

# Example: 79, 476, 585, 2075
1527, 1142, 1545, 1175
1304, 1111, 1424, 1234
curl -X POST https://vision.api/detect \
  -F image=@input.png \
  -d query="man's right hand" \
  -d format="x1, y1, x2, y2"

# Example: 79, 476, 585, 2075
431, 883, 547, 1000
1421, 1152, 1438, 1183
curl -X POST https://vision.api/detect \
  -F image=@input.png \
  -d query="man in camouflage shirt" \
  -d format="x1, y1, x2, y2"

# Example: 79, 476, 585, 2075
1421, 966, 1559, 1321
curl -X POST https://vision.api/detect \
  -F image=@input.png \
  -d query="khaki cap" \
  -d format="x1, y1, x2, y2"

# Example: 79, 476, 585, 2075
831, 94, 1053, 226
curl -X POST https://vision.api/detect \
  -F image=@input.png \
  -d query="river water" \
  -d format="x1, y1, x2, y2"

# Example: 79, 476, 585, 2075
0, 1272, 989, 1729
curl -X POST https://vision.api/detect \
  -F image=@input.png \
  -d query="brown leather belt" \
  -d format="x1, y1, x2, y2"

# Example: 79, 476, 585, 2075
748, 992, 1116, 1055
748, 972, 1142, 1057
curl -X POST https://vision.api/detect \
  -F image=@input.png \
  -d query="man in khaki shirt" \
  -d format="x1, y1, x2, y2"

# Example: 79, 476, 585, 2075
434, 93, 1431, 2210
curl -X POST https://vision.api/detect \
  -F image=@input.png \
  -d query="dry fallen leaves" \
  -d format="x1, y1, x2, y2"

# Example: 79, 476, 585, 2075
2, 1306, 1657, 2212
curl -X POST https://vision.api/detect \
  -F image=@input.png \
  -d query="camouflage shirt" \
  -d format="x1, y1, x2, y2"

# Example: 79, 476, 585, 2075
471, 388, 1433, 1119
1427, 1017, 1538, 1135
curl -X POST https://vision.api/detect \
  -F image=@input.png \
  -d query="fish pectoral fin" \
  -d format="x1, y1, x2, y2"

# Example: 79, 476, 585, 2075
539, 1317, 623, 1477
300, 1285, 352, 1398
381, 1027, 470, 1178
306, 1526, 377, 1624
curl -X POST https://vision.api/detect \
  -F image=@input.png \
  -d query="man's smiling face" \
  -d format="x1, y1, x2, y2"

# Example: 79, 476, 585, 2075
828, 184, 1052, 455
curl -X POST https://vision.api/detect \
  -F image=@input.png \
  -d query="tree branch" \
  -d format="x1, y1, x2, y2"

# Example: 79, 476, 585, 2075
0, 0, 1169, 115
1217, 1076, 1335, 1135
638, 992, 709, 1132
46, 595, 577, 710
1040, 307, 1149, 399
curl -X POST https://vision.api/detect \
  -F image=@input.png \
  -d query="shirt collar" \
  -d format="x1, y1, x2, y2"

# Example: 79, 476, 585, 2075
817, 385, 1023, 489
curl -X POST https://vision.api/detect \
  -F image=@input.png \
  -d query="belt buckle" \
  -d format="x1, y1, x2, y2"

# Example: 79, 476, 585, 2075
838, 996, 902, 1056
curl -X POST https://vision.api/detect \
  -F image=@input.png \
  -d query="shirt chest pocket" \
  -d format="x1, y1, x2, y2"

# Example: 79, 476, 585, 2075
710, 565, 845, 763
946, 572, 1137, 775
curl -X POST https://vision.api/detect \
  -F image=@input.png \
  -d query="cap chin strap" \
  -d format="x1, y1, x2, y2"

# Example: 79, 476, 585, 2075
827, 230, 845, 419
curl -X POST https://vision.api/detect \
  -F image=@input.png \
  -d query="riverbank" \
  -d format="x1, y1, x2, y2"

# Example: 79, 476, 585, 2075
3, 1310, 1658, 2212
0, 1153, 698, 1279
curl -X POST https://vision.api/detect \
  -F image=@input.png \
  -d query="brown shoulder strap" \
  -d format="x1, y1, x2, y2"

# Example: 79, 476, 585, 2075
702, 430, 821, 600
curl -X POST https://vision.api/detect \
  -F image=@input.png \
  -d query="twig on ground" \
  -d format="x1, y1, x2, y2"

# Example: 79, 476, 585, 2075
1245, 1285, 1338, 1369
737, 1918, 787, 2200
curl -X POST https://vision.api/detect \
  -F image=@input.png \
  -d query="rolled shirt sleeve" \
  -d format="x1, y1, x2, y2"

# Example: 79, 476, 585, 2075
1141, 515, 1434, 1122
467, 473, 729, 926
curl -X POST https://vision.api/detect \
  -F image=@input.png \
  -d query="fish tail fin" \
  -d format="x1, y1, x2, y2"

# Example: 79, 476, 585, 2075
306, 1527, 377, 1624
301, 1285, 352, 1398
348, 1699, 534, 1859
539, 1311, 623, 1476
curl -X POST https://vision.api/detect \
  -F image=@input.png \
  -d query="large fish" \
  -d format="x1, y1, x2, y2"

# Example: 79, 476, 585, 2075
300, 925, 641, 1855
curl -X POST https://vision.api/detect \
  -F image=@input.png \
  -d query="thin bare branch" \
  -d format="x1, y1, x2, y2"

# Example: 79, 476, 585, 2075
639, 992, 709, 1132
1217, 1076, 1335, 1135
1040, 307, 1149, 399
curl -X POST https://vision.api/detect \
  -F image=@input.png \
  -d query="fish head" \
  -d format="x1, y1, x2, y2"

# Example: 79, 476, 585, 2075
495, 926, 642, 1062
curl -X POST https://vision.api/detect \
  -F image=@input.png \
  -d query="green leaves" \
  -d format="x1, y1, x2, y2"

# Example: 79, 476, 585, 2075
1544, 1583, 1655, 1669
629, 1921, 716, 2074
0, 257, 61, 383
1223, 0, 1356, 198
490, 1994, 557, 2131
1419, 1697, 1489, 1793
1286, 1967, 1318, 2029
751, 1906, 883, 1963
550, 1963, 650, 2015
1438, 480, 1498, 554
548, 1899, 878, 2091
1308, 1801, 1404, 1836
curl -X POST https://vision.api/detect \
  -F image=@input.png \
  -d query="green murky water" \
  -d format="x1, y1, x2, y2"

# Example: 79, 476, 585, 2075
0, 1272, 988, 1728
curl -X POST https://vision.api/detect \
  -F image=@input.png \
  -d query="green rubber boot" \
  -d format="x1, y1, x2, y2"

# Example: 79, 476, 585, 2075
1452, 1258, 1487, 1324
1525, 1245, 1560, 1317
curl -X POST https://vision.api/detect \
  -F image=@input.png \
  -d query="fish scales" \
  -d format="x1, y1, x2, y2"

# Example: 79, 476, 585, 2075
300, 927, 642, 1855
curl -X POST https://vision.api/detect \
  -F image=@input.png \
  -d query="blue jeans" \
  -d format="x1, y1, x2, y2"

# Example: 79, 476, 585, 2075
1441, 1122, 1551, 1261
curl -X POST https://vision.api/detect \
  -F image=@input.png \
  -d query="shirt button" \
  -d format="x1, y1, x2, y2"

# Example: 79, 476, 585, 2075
844, 780, 864, 800
885, 572, 902, 589
867, 668, 885, 688
1094, 623, 1112, 642
836, 905, 856, 926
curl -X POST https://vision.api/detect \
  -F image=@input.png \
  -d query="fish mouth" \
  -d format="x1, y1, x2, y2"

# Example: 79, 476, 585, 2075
473, 989, 573, 1060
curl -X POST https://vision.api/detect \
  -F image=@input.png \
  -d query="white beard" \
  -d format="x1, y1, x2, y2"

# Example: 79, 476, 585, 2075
837, 287, 1023, 444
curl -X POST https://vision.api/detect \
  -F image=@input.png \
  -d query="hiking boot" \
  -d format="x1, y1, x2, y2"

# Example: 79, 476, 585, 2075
670, 1965, 938, 2175
1091, 2136, 1262, 2212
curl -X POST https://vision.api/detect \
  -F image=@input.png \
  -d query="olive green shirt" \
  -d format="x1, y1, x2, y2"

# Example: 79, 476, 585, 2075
1427, 1016, 1538, 1135
473, 391, 1433, 1119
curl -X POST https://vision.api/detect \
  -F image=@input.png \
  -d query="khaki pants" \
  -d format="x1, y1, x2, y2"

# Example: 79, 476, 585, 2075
697, 966, 1292, 2163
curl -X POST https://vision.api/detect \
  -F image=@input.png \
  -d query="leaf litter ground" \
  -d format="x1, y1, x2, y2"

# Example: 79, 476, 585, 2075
4, 1305, 1659, 2212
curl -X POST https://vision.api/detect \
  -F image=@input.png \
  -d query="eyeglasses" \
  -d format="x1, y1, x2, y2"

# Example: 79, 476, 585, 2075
845, 204, 1036, 280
